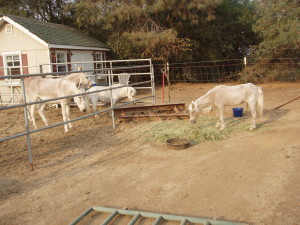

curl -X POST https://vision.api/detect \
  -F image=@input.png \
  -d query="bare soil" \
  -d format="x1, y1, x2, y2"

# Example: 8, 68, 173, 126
0, 82, 300, 225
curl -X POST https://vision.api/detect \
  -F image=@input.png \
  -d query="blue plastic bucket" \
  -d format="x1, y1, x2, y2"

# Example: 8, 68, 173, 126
232, 107, 244, 117
92, 83, 109, 86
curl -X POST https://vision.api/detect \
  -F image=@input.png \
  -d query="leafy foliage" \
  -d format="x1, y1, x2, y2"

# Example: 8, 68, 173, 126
0, 0, 76, 25
252, 0, 300, 58
1, 0, 299, 62
72, 0, 223, 61
187, 0, 259, 60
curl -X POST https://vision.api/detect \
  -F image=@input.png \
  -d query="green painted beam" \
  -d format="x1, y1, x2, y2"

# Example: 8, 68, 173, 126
69, 206, 248, 225
128, 213, 141, 225
152, 216, 163, 225
180, 218, 188, 225
69, 207, 93, 225
100, 210, 118, 225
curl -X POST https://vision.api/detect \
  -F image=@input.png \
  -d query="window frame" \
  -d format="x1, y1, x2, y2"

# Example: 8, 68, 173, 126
6, 24, 13, 34
94, 52, 106, 74
55, 51, 68, 73
3, 51, 22, 82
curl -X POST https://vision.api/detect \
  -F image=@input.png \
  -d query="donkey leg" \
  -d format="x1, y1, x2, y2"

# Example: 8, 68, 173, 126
61, 103, 69, 132
29, 105, 38, 129
27, 105, 32, 121
249, 105, 257, 131
215, 108, 221, 128
91, 98, 99, 118
218, 107, 226, 130
66, 104, 72, 129
37, 103, 49, 127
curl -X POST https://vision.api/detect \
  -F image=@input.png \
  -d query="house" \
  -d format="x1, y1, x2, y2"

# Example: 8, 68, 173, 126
0, 14, 110, 105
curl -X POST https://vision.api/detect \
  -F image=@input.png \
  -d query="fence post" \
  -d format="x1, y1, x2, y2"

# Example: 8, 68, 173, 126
165, 62, 171, 103
150, 59, 156, 104
161, 68, 165, 103
21, 77, 34, 170
244, 57, 247, 80
108, 71, 116, 129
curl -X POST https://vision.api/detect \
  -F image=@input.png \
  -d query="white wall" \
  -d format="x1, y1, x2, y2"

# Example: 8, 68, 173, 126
0, 21, 50, 74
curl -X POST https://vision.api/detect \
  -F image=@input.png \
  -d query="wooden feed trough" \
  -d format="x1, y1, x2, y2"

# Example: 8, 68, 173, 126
114, 103, 189, 122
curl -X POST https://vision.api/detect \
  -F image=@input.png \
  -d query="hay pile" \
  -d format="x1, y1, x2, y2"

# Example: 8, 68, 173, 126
143, 116, 232, 143
141, 112, 270, 144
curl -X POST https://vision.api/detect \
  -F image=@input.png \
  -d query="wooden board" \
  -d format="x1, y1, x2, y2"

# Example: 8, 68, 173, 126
114, 102, 186, 116
118, 113, 189, 122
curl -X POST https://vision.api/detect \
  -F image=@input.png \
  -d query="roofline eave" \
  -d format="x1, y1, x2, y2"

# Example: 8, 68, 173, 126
1, 16, 110, 52
48, 44, 110, 51
2, 16, 49, 48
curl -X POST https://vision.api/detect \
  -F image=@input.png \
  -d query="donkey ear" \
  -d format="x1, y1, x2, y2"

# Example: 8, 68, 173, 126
127, 87, 132, 95
191, 101, 195, 108
192, 101, 198, 110
76, 78, 82, 88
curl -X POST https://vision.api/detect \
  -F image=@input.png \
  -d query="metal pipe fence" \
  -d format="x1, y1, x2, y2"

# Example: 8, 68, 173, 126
153, 57, 300, 84
1, 57, 299, 168
0, 59, 155, 169
69, 206, 248, 225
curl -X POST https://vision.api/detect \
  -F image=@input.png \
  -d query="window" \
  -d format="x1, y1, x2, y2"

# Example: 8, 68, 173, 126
56, 52, 67, 72
4, 52, 22, 77
6, 24, 13, 34
95, 52, 105, 73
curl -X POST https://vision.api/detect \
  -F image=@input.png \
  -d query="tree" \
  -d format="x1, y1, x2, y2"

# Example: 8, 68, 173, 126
72, 0, 223, 62
1, 0, 261, 62
0, 0, 76, 25
0, 0, 29, 17
181, 0, 258, 61
252, 0, 300, 58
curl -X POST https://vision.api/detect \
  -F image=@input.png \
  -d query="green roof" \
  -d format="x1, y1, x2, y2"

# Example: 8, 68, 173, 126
5, 15, 109, 49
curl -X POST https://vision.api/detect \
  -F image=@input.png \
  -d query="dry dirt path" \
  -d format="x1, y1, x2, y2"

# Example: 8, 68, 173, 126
0, 82, 299, 225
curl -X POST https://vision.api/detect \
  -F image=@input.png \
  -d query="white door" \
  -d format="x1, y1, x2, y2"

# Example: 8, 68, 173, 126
71, 51, 95, 82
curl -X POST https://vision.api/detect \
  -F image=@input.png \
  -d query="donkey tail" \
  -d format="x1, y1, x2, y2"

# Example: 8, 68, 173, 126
257, 87, 264, 118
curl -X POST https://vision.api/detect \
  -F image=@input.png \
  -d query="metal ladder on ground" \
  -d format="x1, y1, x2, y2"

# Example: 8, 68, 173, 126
69, 206, 248, 225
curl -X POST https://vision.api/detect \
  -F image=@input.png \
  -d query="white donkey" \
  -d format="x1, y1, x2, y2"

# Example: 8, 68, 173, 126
24, 72, 92, 132
188, 83, 263, 131
87, 84, 137, 116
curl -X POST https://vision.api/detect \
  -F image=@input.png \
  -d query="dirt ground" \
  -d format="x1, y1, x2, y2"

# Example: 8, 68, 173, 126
0, 82, 300, 225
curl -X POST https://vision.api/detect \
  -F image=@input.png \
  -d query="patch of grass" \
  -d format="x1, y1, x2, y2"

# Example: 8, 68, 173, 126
142, 114, 273, 144
143, 116, 229, 143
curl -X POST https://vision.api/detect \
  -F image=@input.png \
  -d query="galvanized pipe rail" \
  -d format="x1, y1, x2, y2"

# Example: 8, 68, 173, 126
0, 59, 155, 169
0, 95, 153, 142
0, 77, 152, 111
69, 206, 248, 225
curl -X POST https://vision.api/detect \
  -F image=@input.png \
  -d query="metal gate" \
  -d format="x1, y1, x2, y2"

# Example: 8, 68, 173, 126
0, 58, 155, 169
69, 206, 248, 225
